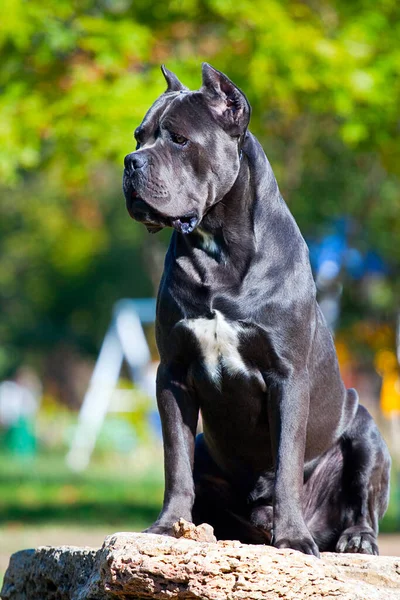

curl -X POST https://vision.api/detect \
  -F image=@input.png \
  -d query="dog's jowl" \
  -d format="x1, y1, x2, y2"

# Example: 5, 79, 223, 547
123, 63, 391, 556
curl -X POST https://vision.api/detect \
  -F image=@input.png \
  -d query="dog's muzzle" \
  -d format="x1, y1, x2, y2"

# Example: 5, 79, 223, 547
124, 152, 199, 234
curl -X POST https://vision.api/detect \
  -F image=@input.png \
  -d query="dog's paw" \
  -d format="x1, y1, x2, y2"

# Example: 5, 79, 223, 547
336, 526, 379, 555
273, 533, 320, 557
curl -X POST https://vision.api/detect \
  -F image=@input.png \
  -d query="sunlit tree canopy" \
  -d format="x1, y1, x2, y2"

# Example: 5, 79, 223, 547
0, 0, 399, 377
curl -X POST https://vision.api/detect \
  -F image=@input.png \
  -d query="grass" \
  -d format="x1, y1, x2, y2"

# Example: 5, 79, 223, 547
1, 447, 399, 531
0, 447, 164, 526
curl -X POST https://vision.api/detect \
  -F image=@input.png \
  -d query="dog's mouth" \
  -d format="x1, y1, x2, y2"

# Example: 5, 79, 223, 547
170, 215, 198, 234
127, 191, 199, 235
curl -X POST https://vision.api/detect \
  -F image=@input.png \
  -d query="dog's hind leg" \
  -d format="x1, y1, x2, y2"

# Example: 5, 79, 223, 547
303, 443, 344, 552
303, 402, 391, 554
334, 403, 391, 555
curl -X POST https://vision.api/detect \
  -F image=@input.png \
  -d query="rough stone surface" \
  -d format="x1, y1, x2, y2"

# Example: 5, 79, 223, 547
1, 521, 400, 600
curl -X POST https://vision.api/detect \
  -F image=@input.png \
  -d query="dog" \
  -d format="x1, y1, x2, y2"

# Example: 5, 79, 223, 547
123, 63, 391, 556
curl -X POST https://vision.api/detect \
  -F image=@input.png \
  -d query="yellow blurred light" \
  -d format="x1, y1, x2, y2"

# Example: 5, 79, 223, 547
374, 349, 397, 375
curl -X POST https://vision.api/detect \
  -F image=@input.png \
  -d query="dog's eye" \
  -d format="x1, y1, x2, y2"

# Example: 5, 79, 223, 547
170, 132, 188, 146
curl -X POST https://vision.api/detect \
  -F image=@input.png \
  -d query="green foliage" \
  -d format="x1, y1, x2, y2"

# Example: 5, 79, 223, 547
0, 0, 399, 378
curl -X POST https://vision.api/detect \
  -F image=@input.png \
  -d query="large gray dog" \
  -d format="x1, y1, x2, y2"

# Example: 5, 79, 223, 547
123, 63, 390, 556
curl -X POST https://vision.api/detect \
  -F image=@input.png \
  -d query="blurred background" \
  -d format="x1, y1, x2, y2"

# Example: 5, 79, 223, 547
1, 0, 400, 578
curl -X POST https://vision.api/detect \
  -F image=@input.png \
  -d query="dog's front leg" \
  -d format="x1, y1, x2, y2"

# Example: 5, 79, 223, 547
145, 363, 198, 536
269, 371, 319, 556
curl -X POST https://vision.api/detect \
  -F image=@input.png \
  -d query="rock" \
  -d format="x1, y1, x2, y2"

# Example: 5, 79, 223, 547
172, 517, 217, 543
0, 546, 104, 600
1, 520, 400, 600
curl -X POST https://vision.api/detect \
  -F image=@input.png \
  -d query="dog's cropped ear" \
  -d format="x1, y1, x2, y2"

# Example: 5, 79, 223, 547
201, 63, 250, 135
161, 65, 188, 92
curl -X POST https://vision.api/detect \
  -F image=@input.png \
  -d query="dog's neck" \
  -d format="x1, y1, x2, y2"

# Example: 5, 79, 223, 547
173, 132, 284, 279
165, 132, 312, 318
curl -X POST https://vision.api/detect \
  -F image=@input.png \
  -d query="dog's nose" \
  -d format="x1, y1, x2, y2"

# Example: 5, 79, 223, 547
124, 152, 146, 173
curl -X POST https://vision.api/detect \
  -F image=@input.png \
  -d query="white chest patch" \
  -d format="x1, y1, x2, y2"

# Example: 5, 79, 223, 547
184, 310, 248, 383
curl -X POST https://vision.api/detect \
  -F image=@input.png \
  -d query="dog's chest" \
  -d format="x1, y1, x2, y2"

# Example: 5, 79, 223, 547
182, 310, 266, 390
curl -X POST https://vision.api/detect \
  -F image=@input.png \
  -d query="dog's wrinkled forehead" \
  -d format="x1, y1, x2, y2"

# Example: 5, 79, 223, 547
136, 91, 218, 146
135, 93, 174, 142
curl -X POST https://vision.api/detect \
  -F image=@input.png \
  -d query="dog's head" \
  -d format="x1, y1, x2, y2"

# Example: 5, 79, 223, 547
123, 64, 250, 234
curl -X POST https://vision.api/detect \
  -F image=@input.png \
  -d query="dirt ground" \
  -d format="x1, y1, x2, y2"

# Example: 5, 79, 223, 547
1, 526, 399, 583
